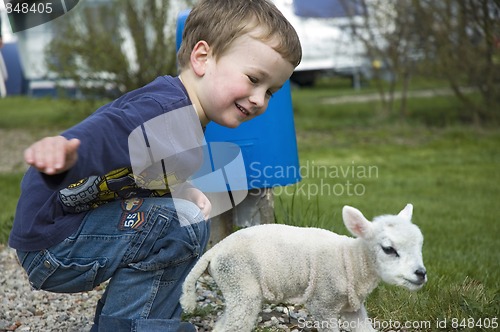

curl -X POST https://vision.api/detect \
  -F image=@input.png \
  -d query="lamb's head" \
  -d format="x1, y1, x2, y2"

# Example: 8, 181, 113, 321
342, 204, 427, 291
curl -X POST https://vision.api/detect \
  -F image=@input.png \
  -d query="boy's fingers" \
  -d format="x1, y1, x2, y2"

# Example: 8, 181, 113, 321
51, 138, 80, 173
37, 137, 64, 174
24, 140, 50, 170
59, 138, 81, 169
199, 197, 212, 220
23, 146, 35, 164
50, 139, 69, 172
67, 138, 81, 150
24, 136, 80, 174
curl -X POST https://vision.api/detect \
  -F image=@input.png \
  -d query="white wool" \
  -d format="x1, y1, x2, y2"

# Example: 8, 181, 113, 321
180, 204, 426, 332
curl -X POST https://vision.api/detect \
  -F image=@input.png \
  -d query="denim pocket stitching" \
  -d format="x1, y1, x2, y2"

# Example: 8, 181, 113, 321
26, 250, 107, 292
128, 210, 201, 272
122, 206, 173, 265
16, 250, 30, 267
25, 250, 60, 290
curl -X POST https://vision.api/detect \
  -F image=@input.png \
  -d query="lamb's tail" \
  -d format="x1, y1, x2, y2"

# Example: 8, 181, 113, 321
180, 248, 215, 313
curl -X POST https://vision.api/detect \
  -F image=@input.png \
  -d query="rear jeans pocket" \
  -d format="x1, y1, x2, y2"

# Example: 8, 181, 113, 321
20, 249, 107, 293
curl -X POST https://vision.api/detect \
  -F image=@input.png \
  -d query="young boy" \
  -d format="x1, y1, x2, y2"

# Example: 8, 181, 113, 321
9, 0, 301, 331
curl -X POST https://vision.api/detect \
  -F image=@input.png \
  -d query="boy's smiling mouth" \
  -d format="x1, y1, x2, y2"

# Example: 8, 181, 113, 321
236, 103, 250, 117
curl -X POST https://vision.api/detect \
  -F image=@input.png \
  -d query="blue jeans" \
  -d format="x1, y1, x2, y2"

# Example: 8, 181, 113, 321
17, 198, 210, 332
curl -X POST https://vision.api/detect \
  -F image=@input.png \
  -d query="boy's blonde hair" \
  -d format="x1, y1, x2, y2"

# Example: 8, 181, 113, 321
177, 0, 302, 70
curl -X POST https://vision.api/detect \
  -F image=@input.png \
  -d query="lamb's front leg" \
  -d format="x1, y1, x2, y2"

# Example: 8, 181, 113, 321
341, 304, 377, 332
307, 302, 341, 332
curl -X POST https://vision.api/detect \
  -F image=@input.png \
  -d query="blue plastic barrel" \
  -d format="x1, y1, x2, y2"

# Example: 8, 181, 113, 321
176, 10, 301, 189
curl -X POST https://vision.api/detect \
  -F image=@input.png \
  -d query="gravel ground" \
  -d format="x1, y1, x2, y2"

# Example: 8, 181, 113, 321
0, 128, 55, 174
0, 246, 97, 332
0, 245, 318, 332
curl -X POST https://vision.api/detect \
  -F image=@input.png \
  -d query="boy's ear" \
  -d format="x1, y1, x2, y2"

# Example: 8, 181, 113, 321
342, 205, 372, 238
190, 40, 211, 77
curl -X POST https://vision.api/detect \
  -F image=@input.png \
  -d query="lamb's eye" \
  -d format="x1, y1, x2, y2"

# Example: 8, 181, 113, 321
382, 246, 399, 257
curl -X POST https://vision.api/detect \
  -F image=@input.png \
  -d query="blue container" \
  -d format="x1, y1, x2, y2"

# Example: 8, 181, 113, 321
176, 10, 301, 189
1, 42, 26, 95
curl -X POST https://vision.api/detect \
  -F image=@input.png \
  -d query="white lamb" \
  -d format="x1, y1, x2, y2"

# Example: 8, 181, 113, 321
181, 204, 427, 332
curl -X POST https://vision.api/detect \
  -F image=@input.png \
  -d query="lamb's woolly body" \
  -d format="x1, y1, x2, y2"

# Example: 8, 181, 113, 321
181, 225, 380, 328
181, 205, 426, 332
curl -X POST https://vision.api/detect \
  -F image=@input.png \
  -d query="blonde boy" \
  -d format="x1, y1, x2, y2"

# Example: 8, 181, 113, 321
10, 0, 301, 331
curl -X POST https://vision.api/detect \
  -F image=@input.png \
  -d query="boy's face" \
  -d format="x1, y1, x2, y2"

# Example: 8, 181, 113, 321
195, 32, 295, 128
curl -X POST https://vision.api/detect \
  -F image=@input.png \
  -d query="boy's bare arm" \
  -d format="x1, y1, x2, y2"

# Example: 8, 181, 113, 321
24, 136, 80, 175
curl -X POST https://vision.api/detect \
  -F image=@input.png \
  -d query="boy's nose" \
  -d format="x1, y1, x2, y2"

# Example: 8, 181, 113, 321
249, 91, 267, 109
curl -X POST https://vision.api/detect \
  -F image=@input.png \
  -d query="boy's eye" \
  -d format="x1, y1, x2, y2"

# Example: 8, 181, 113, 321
247, 75, 274, 98
247, 76, 258, 84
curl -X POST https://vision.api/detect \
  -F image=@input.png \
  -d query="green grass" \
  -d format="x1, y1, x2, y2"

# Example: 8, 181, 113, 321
0, 96, 103, 129
0, 173, 24, 245
272, 85, 500, 330
274, 127, 500, 329
1, 86, 499, 331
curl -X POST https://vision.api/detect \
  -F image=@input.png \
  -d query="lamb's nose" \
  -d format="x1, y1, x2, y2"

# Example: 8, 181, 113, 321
415, 268, 427, 281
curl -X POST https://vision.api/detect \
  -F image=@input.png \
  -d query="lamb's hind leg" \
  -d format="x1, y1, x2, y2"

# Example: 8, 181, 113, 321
212, 277, 262, 332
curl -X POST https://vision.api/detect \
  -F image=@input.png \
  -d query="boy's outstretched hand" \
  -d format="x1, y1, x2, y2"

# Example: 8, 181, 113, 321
24, 136, 81, 175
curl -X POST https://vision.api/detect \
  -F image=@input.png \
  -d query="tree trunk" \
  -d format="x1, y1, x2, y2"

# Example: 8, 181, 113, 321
207, 188, 274, 248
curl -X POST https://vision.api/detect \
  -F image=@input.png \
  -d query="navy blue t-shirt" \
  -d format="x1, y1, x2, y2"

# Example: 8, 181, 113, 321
9, 76, 198, 251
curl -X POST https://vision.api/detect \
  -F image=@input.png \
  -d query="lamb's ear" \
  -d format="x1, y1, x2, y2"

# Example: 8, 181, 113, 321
343, 206, 372, 238
397, 203, 413, 221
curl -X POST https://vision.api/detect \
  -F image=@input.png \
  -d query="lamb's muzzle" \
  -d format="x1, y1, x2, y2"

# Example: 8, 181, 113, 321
181, 203, 426, 332
415, 268, 427, 281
